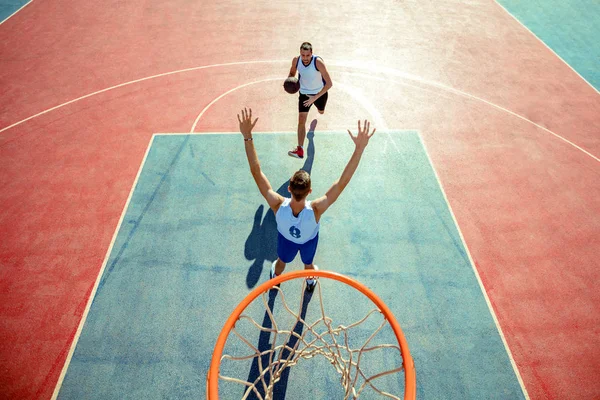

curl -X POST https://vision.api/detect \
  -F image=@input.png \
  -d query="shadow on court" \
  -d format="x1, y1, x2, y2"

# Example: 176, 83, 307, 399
245, 288, 314, 399
244, 119, 317, 288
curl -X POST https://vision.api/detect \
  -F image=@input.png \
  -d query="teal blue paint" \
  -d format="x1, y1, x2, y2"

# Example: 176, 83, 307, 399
0, 0, 28, 22
58, 132, 524, 399
498, 0, 600, 90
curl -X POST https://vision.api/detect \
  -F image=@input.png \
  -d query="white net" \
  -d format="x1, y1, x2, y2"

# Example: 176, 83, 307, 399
217, 278, 406, 399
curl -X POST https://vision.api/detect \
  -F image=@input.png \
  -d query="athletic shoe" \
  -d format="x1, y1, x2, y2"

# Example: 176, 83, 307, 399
306, 265, 318, 292
288, 146, 304, 159
270, 260, 278, 280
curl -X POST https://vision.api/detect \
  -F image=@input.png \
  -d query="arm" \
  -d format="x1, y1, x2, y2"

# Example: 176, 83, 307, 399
312, 120, 375, 222
288, 57, 298, 77
238, 108, 284, 213
303, 58, 333, 106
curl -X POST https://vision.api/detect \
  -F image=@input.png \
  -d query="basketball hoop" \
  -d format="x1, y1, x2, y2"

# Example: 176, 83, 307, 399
207, 269, 416, 399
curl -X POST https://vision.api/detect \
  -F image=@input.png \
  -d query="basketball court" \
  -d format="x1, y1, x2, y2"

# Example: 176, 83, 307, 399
0, 1, 598, 399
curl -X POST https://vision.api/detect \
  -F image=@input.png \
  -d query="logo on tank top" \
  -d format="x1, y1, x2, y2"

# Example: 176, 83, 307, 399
289, 226, 301, 239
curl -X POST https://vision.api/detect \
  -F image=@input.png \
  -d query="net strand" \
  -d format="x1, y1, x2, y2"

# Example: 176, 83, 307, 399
218, 280, 405, 399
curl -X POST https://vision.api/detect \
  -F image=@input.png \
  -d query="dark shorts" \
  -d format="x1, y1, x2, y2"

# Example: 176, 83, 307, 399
298, 92, 328, 113
277, 232, 319, 265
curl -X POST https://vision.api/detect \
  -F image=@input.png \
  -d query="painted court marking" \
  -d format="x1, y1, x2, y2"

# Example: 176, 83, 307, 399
493, 0, 599, 95
3, 55, 575, 398
29, 58, 548, 396
417, 133, 529, 399
333, 67, 600, 163
2, 60, 596, 163
52, 131, 528, 399
0, 0, 32, 25
190, 78, 389, 133
190, 77, 282, 133
0, 60, 288, 135
55, 75, 395, 395
50, 134, 159, 400
188, 77, 398, 155
2, 2, 594, 397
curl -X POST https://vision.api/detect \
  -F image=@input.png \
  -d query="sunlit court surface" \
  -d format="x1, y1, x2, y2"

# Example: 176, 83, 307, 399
0, 1, 598, 399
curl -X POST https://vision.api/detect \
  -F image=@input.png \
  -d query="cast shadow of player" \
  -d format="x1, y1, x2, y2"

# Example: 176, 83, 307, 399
244, 119, 318, 288
244, 287, 314, 400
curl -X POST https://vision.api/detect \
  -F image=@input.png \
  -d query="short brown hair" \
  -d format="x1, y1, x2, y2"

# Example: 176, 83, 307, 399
300, 42, 312, 52
289, 170, 311, 201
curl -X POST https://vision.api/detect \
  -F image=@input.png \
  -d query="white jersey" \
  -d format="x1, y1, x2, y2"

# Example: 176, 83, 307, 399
297, 55, 325, 95
276, 198, 320, 244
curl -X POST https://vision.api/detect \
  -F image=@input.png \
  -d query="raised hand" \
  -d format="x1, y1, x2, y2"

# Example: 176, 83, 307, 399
237, 108, 258, 139
347, 120, 376, 149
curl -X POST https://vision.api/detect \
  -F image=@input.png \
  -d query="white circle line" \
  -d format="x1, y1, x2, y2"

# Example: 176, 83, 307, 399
190, 79, 389, 136
189, 77, 282, 133
2, 59, 595, 163
337, 69, 600, 163
0, 60, 288, 134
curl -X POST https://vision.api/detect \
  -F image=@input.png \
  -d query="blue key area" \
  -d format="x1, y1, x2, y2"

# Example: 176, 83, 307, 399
58, 132, 524, 399
498, 0, 600, 90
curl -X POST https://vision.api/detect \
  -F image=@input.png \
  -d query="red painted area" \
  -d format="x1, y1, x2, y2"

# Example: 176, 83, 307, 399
0, 0, 599, 399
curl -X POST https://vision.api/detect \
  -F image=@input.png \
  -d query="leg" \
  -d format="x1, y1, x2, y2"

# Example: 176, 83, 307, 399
299, 234, 319, 290
299, 234, 319, 266
273, 233, 299, 278
314, 92, 328, 116
296, 93, 311, 148
275, 258, 286, 275
303, 263, 316, 271
289, 111, 308, 158
297, 112, 308, 147
270, 258, 287, 280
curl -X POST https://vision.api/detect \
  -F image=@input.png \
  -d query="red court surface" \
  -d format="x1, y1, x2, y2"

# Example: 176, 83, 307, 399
0, 1, 599, 399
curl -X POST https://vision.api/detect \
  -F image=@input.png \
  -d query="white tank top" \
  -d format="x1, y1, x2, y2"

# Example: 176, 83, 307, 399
297, 55, 325, 95
276, 198, 320, 244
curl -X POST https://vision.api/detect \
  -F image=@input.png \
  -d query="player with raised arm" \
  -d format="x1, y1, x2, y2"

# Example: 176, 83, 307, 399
238, 108, 375, 291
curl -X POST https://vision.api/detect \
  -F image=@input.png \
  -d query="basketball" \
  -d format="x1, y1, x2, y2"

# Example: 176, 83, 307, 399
283, 77, 300, 94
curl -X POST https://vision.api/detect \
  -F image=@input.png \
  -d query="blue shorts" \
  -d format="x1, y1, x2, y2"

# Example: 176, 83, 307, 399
277, 232, 319, 265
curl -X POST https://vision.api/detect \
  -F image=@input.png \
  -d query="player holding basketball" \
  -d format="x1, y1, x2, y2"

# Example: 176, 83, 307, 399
238, 108, 375, 291
287, 42, 333, 159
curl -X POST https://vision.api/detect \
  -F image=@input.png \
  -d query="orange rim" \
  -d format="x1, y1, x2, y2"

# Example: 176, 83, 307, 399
206, 269, 416, 399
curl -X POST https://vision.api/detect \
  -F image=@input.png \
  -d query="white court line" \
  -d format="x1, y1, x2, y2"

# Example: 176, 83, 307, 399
161, 131, 291, 135
493, 0, 599, 95
3, 57, 585, 397
2, 59, 596, 163
189, 78, 390, 135
51, 134, 159, 400
0, 60, 288, 134
416, 132, 530, 400
339, 71, 457, 101
333, 82, 388, 130
0, 0, 32, 25
159, 130, 417, 136
335, 68, 600, 163
51, 128, 528, 398
333, 81, 407, 154
51, 83, 389, 395
189, 77, 282, 133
